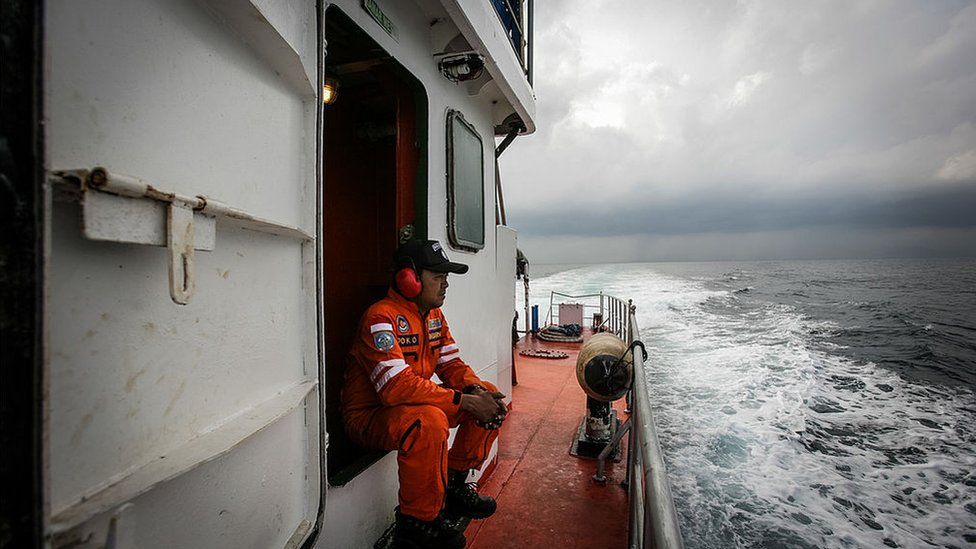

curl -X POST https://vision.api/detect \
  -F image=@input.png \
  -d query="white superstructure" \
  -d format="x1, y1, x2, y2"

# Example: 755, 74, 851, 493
40, 1, 534, 546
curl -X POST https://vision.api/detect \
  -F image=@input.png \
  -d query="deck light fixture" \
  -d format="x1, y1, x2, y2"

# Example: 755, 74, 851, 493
322, 77, 340, 105
438, 53, 485, 83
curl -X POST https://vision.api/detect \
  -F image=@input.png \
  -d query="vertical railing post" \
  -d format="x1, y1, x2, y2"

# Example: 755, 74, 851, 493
610, 299, 615, 334
526, 0, 534, 85
612, 298, 616, 334
616, 300, 621, 336
548, 291, 554, 326
627, 299, 633, 341
618, 300, 622, 336
614, 299, 619, 335
599, 292, 604, 328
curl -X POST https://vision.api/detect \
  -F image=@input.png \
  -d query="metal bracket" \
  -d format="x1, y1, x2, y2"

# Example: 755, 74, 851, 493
167, 200, 196, 305
81, 190, 216, 251
593, 416, 630, 484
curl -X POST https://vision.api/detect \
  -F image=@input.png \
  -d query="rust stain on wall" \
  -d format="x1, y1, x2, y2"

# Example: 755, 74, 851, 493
125, 369, 146, 393
70, 413, 94, 447
164, 380, 187, 416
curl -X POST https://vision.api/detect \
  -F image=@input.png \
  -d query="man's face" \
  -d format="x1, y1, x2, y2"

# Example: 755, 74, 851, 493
417, 269, 449, 310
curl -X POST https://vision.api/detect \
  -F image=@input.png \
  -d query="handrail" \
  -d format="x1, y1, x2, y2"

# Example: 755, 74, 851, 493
490, 0, 533, 83
626, 304, 684, 549
500, 0, 524, 34
544, 291, 630, 338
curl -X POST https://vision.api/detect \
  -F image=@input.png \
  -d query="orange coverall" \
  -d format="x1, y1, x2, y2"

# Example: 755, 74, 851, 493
341, 288, 499, 521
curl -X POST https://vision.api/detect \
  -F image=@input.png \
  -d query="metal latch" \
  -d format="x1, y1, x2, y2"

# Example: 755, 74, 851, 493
50, 167, 314, 305
167, 199, 197, 305
83, 167, 212, 305
53, 168, 214, 305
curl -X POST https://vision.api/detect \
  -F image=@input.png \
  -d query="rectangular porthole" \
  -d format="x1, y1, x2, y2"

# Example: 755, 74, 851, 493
446, 110, 485, 251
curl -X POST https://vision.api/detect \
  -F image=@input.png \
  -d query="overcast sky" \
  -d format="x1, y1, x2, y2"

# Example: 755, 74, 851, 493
499, 0, 976, 263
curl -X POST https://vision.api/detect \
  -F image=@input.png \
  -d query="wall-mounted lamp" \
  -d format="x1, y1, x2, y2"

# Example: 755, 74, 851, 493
322, 77, 340, 105
438, 53, 485, 83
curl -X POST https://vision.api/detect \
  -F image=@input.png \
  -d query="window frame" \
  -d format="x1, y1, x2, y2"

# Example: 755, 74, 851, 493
445, 109, 486, 252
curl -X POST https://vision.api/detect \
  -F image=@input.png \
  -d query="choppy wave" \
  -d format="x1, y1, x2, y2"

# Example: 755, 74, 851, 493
521, 259, 976, 548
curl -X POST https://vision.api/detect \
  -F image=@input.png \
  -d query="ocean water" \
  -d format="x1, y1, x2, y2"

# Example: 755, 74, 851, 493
519, 258, 976, 548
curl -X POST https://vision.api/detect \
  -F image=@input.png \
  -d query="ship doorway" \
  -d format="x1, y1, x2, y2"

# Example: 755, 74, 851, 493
322, 7, 427, 485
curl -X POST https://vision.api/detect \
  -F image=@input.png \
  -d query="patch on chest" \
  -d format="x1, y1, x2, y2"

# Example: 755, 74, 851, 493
396, 315, 410, 333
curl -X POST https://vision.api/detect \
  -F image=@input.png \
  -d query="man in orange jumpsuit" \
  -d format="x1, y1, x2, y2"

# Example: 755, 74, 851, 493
342, 239, 507, 549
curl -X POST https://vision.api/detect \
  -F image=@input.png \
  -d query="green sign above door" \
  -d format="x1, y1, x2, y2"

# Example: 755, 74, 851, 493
362, 0, 398, 41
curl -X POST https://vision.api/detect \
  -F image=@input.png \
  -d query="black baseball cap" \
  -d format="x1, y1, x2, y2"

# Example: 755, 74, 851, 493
396, 239, 469, 274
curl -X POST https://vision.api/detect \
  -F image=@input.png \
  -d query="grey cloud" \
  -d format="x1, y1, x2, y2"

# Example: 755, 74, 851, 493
509, 182, 976, 238
518, 227, 976, 264
499, 0, 976, 261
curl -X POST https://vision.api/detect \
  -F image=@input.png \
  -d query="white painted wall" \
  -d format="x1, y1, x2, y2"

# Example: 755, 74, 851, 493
317, 454, 400, 548
46, 0, 314, 228
48, 204, 308, 509
45, 0, 320, 545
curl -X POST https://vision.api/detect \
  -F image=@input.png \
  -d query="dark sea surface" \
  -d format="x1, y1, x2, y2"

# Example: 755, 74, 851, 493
522, 258, 976, 548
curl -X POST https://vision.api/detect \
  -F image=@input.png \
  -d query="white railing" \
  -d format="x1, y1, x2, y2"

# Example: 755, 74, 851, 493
490, 0, 534, 84
544, 291, 630, 337
625, 305, 684, 549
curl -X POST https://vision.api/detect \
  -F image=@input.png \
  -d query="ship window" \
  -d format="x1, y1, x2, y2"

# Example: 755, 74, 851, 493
446, 110, 485, 251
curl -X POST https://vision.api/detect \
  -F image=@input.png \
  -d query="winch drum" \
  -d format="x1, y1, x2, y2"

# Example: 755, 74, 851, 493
575, 332, 634, 402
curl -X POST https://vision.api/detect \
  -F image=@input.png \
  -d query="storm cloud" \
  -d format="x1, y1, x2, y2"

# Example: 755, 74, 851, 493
513, 183, 976, 237
499, 0, 976, 262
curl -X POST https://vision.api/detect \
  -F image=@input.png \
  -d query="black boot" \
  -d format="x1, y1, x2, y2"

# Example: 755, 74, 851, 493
393, 508, 466, 549
445, 469, 497, 519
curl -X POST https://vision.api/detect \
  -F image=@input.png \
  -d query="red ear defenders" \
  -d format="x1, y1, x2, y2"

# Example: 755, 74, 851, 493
395, 260, 422, 298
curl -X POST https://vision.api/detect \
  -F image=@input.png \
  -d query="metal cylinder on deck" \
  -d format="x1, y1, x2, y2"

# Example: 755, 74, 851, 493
571, 333, 634, 458
576, 332, 633, 402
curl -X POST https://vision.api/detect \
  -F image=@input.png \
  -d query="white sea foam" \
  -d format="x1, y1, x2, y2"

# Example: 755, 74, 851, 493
522, 264, 976, 548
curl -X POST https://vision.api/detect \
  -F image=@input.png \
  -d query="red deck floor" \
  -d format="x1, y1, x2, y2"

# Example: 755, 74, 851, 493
466, 335, 630, 548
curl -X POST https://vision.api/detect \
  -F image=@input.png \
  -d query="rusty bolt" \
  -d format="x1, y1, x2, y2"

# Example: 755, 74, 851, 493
89, 167, 108, 188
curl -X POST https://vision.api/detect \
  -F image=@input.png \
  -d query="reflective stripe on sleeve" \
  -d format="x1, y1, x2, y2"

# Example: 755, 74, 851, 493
370, 323, 394, 333
437, 351, 460, 364
374, 363, 409, 392
371, 358, 409, 392
439, 343, 458, 355
371, 358, 406, 383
